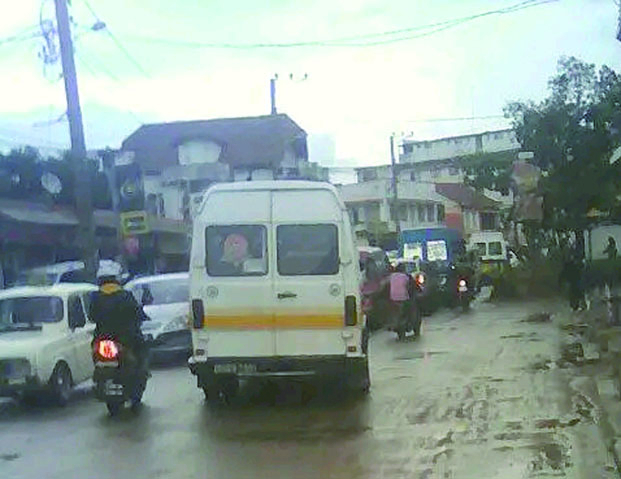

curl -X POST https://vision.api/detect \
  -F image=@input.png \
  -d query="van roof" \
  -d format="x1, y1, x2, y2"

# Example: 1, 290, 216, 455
199, 181, 346, 217
206, 180, 337, 193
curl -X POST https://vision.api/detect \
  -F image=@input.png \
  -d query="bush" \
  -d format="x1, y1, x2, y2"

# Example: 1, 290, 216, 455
491, 260, 562, 300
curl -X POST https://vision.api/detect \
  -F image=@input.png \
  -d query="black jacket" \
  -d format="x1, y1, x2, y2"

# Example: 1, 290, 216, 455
89, 284, 149, 347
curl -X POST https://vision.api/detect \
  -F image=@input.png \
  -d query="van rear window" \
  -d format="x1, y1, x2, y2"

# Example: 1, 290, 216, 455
277, 224, 339, 276
205, 225, 268, 276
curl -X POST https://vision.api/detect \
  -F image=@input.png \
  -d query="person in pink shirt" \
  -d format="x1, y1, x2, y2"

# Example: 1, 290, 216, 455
390, 263, 415, 331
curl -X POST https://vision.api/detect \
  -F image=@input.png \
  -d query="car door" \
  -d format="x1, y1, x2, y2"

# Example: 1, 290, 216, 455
66, 294, 91, 383
272, 190, 346, 357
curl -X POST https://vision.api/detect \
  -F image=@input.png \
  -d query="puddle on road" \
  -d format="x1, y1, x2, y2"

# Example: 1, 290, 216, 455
394, 351, 448, 361
521, 312, 552, 323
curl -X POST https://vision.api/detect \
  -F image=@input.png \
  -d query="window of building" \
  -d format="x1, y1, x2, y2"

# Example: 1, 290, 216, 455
399, 205, 408, 221
403, 144, 413, 154
418, 205, 425, 222
361, 169, 377, 181
426, 204, 435, 222
437, 204, 445, 222
424, 142, 431, 149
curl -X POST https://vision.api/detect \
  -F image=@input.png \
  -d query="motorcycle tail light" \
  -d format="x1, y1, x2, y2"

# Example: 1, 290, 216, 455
458, 279, 467, 287
96, 340, 119, 360
415, 273, 425, 285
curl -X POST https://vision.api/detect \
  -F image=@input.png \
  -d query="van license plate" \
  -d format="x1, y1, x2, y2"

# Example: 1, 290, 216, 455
214, 363, 256, 375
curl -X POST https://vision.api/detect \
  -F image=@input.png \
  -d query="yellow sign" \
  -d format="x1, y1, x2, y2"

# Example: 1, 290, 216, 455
120, 211, 149, 236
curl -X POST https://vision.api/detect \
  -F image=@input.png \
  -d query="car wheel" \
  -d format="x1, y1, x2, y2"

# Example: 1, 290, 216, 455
49, 363, 72, 407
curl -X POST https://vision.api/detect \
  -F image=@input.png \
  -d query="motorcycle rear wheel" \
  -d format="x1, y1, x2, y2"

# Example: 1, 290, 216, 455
106, 400, 123, 416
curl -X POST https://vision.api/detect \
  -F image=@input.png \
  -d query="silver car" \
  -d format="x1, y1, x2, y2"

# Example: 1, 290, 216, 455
125, 273, 191, 362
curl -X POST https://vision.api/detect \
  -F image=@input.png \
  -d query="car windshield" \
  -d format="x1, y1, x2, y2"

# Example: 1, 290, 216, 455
131, 278, 189, 306
0, 296, 64, 327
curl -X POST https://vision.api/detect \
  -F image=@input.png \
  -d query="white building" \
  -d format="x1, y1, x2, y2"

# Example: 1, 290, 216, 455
400, 129, 520, 164
120, 114, 326, 221
337, 165, 447, 246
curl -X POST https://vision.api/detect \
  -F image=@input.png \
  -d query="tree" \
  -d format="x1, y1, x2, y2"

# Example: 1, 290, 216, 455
0, 147, 112, 209
505, 56, 621, 231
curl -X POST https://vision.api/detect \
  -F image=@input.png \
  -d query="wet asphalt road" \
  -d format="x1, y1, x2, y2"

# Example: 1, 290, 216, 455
0, 299, 618, 479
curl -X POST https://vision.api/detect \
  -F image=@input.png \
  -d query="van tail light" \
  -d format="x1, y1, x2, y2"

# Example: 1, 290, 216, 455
96, 340, 119, 361
192, 299, 205, 329
345, 295, 357, 326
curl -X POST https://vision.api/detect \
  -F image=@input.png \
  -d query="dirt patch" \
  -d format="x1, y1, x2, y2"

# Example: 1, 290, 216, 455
523, 312, 552, 323
527, 442, 571, 471
505, 421, 523, 431
529, 359, 553, 371
500, 333, 526, 339
494, 431, 523, 441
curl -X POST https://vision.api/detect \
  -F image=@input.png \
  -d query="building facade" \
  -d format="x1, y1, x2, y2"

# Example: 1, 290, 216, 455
120, 114, 327, 222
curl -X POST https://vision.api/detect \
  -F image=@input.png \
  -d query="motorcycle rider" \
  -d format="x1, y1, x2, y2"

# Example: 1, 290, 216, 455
390, 263, 417, 338
89, 272, 150, 371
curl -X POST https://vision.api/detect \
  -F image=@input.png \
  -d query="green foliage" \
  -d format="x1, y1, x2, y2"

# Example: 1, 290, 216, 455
505, 56, 621, 230
459, 150, 514, 195
0, 147, 112, 209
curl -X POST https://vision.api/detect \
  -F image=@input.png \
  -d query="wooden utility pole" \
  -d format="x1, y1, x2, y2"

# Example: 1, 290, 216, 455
390, 134, 401, 238
54, 0, 98, 280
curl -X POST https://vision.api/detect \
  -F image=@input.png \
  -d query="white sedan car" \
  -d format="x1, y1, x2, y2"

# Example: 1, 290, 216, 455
0, 283, 98, 405
125, 273, 191, 361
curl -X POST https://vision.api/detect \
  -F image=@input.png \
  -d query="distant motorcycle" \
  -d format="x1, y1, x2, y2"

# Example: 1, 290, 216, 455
456, 277, 473, 312
92, 336, 149, 416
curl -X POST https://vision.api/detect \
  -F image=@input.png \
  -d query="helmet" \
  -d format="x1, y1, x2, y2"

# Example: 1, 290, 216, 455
96, 260, 123, 286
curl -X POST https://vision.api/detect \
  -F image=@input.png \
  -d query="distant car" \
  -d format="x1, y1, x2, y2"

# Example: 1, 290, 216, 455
0, 283, 98, 405
125, 273, 191, 361
15, 260, 128, 286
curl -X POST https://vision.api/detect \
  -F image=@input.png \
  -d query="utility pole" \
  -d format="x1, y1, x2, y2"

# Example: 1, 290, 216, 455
390, 133, 401, 239
270, 75, 277, 115
54, 0, 98, 280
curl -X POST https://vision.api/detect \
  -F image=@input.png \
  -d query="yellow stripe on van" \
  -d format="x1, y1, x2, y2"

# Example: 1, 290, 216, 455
204, 314, 344, 329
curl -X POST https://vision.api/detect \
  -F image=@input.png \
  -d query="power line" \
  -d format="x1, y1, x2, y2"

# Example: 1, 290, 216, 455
80, 0, 150, 78
0, 26, 41, 46
74, 44, 144, 125
115, 0, 558, 49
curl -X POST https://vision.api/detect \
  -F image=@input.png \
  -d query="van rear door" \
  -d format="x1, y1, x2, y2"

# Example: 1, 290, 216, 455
271, 190, 346, 357
200, 190, 275, 358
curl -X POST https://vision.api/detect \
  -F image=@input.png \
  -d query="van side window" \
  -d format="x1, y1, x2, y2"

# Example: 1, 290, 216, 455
277, 224, 339, 276
205, 225, 268, 277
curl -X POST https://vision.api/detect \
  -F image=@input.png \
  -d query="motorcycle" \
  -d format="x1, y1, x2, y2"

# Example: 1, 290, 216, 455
388, 275, 424, 341
456, 277, 473, 312
92, 336, 149, 416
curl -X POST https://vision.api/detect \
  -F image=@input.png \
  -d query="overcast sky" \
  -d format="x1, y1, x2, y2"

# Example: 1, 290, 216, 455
0, 0, 619, 165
